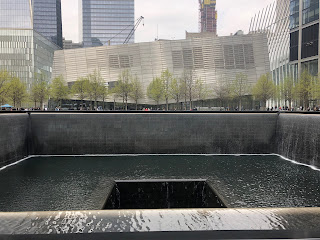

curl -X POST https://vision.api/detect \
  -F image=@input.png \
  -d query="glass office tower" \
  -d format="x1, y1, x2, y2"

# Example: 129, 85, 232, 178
79, 0, 135, 47
0, 0, 60, 89
33, 0, 63, 48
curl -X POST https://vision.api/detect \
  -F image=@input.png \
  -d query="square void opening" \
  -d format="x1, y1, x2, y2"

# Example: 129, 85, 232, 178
103, 180, 226, 209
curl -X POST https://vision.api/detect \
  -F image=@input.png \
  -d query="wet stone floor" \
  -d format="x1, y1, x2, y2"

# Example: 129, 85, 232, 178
0, 154, 320, 212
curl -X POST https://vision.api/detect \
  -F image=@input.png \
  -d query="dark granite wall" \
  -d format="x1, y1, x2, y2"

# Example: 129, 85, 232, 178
0, 114, 29, 167
30, 113, 278, 155
276, 114, 320, 168
3, 112, 320, 169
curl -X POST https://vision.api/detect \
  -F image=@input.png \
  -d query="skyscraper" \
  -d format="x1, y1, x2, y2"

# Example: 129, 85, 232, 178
33, 0, 63, 48
0, 0, 60, 89
199, 0, 217, 35
79, 0, 135, 48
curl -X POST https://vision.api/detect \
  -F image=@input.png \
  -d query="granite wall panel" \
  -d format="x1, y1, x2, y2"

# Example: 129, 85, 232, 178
30, 113, 278, 155
0, 114, 28, 167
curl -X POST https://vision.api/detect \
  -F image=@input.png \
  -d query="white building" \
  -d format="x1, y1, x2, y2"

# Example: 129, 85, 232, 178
52, 33, 270, 105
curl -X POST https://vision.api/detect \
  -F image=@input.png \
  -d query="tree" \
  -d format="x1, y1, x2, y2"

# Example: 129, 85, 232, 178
295, 70, 313, 110
50, 75, 69, 108
180, 69, 195, 110
194, 78, 209, 107
30, 72, 49, 110
113, 69, 132, 111
71, 77, 90, 108
214, 80, 231, 109
279, 76, 295, 109
147, 77, 164, 108
0, 70, 11, 105
129, 75, 143, 110
161, 69, 174, 110
7, 77, 27, 108
230, 73, 249, 110
252, 73, 275, 110
169, 77, 182, 110
88, 70, 105, 110
100, 83, 109, 110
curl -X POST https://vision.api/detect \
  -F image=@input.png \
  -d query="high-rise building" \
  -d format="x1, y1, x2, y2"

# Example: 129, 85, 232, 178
199, 0, 217, 35
79, 0, 135, 48
289, 0, 319, 77
33, 0, 63, 48
0, 0, 60, 89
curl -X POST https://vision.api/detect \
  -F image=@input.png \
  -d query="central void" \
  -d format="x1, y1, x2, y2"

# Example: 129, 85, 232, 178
104, 180, 225, 209
0, 154, 320, 212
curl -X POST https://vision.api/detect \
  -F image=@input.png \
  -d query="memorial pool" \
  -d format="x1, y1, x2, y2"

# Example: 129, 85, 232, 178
1, 154, 319, 212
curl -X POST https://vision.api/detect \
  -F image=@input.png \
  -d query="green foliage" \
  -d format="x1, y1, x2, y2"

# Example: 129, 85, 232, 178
7, 77, 27, 108
113, 69, 132, 110
214, 79, 231, 107
161, 69, 174, 110
252, 73, 275, 109
0, 70, 12, 105
50, 75, 69, 107
279, 76, 295, 109
147, 77, 164, 107
180, 69, 195, 110
230, 73, 249, 110
87, 70, 106, 109
294, 70, 313, 109
129, 75, 143, 110
194, 78, 210, 103
169, 77, 182, 109
71, 77, 90, 103
30, 72, 49, 109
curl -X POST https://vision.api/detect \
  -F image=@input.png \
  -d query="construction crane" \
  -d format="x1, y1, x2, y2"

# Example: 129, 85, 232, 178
106, 16, 144, 46
124, 16, 144, 44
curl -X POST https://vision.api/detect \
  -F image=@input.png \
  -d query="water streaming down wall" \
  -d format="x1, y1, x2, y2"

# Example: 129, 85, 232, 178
0, 112, 320, 168
276, 114, 320, 167
0, 114, 28, 167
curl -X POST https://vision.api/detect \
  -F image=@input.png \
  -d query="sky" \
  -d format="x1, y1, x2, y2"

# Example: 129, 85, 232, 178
61, 0, 274, 43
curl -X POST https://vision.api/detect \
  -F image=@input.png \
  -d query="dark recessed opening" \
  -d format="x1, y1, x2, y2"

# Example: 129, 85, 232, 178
103, 180, 226, 209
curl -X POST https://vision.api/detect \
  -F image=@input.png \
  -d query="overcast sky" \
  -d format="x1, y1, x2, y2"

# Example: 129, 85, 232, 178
61, 0, 274, 43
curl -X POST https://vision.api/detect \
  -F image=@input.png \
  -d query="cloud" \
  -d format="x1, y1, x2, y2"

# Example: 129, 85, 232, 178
61, 0, 275, 43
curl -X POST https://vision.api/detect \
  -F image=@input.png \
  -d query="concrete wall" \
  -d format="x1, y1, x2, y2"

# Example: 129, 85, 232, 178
276, 114, 320, 167
30, 113, 278, 155
0, 114, 29, 167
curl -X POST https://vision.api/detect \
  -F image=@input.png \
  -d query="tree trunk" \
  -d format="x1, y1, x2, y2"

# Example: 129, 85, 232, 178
135, 101, 138, 111
239, 97, 242, 111
166, 98, 168, 111
288, 99, 292, 110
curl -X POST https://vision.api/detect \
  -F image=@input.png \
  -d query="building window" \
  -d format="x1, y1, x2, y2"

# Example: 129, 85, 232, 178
301, 23, 319, 59
301, 59, 318, 76
302, 0, 319, 25
290, 31, 299, 61
290, 0, 300, 29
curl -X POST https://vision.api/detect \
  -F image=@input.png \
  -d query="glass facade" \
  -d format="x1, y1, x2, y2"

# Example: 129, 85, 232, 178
0, 0, 63, 48
301, 59, 318, 76
0, 0, 33, 29
0, 29, 59, 90
33, 0, 63, 48
302, 0, 319, 25
290, 0, 299, 29
0, 0, 61, 89
79, 0, 135, 47
301, 23, 319, 59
